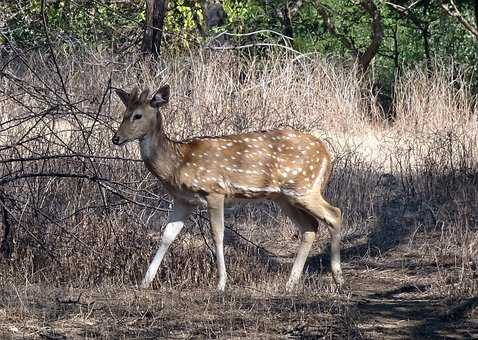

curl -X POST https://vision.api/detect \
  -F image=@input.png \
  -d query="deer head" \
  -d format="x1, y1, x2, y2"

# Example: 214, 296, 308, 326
112, 85, 170, 145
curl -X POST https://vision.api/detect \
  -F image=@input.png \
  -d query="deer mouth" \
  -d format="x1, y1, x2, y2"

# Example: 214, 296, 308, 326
112, 135, 128, 146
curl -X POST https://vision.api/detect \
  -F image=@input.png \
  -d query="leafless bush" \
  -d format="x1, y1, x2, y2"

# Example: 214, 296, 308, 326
0, 47, 476, 300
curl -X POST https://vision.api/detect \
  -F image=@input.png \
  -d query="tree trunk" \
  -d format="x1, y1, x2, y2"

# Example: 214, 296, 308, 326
357, 0, 384, 72
422, 0, 432, 71
278, 1, 304, 39
392, 23, 399, 72
316, 0, 383, 72
141, 0, 168, 57
279, 6, 295, 38
0, 193, 13, 259
204, 2, 227, 45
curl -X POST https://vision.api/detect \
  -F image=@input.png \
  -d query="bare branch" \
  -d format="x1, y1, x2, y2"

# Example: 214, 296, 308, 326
441, 0, 478, 39
316, 1, 359, 55
358, 0, 384, 71
1, 154, 142, 164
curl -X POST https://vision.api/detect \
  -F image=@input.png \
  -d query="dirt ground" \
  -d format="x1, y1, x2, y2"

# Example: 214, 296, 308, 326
349, 257, 478, 339
1, 243, 477, 339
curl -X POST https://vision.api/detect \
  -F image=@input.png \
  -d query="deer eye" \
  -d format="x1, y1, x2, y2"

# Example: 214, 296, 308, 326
133, 114, 142, 120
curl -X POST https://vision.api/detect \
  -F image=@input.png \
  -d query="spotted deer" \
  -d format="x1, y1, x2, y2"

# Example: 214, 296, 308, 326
112, 85, 343, 292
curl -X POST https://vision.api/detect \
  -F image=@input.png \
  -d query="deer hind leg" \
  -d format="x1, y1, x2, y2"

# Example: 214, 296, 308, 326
279, 199, 319, 292
296, 193, 343, 289
207, 193, 227, 292
141, 200, 192, 289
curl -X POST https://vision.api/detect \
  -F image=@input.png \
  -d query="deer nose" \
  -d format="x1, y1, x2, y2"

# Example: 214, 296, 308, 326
112, 135, 120, 145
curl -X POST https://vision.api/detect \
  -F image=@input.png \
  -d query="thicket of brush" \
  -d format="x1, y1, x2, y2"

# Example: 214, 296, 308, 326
0, 47, 477, 298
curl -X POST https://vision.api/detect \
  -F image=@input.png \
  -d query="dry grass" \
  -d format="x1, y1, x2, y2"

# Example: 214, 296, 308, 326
0, 47, 477, 338
0, 284, 360, 339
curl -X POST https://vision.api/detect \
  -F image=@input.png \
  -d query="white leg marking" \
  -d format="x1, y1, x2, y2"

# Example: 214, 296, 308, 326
207, 194, 227, 292
141, 202, 191, 289
216, 239, 227, 291
285, 231, 315, 292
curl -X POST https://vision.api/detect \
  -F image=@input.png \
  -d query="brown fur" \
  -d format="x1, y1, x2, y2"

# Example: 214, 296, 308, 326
112, 86, 344, 291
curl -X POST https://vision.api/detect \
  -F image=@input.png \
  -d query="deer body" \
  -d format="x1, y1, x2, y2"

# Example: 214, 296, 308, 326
112, 86, 343, 292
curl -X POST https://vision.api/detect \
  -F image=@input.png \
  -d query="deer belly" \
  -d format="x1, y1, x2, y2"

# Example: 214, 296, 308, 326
226, 181, 281, 199
174, 190, 207, 205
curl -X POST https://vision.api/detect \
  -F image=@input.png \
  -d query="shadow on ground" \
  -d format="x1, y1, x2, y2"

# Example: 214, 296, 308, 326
355, 285, 478, 339
0, 286, 359, 339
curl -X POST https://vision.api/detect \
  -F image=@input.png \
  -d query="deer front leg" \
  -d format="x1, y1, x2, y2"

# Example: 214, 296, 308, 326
207, 193, 227, 292
141, 200, 192, 289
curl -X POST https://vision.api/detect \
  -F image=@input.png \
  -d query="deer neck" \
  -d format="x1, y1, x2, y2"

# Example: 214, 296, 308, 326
139, 126, 183, 181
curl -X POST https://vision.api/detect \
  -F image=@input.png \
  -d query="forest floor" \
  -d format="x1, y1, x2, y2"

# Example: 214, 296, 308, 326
347, 254, 478, 339
1, 242, 477, 339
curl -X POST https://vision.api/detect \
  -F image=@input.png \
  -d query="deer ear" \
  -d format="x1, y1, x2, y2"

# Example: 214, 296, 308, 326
150, 85, 170, 108
115, 89, 130, 106
139, 89, 150, 103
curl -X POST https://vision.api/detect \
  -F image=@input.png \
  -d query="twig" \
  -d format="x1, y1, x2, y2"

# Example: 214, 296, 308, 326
204, 29, 298, 53
193, 211, 286, 258
441, 0, 478, 39
0, 172, 170, 212
40, 0, 113, 216
205, 42, 302, 55
0, 199, 61, 265
87, 78, 111, 141
40, 0, 71, 103
1, 154, 142, 164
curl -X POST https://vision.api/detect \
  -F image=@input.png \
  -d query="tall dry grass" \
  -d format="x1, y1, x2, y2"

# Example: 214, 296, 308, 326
0, 48, 477, 299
